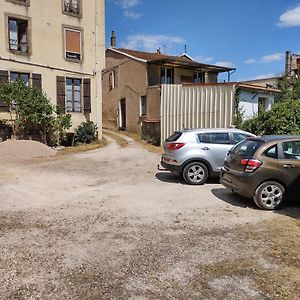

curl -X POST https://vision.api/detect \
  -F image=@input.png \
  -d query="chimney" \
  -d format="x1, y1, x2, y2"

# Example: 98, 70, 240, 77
111, 31, 116, 48
285, 51, 292, 76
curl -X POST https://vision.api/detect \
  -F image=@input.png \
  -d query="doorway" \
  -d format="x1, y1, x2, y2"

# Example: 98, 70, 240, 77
119, 98, 126, 130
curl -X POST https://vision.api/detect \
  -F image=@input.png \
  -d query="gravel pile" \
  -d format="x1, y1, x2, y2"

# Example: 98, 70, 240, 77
0, 139, 56, 161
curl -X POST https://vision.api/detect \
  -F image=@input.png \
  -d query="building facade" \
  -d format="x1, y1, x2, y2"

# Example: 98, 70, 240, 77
0, 0, 105, 138
102, 38, 234, 134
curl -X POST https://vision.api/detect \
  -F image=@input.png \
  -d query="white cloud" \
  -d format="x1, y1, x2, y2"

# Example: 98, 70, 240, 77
278, 5, 300, 27
215, 61, 235, 68
194, 55, 214, 64
115, 0, 142, 19
124, 10, 142, 19
261, 52, 284, 63
116, 0, 140, 9
121, 34, 185, 52
245, 58, 256, 64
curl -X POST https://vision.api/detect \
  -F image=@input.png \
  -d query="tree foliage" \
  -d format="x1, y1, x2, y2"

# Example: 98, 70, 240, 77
0, 79, 71, 144
241, 77, 300, 135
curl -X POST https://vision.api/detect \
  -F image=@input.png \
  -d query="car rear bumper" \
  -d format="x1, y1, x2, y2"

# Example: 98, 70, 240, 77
220, 167, 256, 199
161, 160, 182, 173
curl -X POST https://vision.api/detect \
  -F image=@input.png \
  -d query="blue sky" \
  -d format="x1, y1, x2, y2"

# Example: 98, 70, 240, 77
106, 0, 300, 81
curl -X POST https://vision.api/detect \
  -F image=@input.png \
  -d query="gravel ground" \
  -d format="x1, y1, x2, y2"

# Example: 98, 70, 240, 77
0, 133, 299, 299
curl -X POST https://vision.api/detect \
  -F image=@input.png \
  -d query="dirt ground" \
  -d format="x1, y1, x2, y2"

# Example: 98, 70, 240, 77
0, 132, 299, 300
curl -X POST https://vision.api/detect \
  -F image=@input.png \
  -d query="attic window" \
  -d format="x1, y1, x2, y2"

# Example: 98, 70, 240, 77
63, 0, 81, 16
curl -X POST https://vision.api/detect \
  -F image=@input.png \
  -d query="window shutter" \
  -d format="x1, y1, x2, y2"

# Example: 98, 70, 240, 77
83, 78, 91, 112
65, 29, 81, 54
0, 70, 9, 112
56, 76, 66, 112
32, 73, 42, 89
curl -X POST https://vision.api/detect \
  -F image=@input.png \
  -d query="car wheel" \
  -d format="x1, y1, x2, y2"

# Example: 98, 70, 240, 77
253, 181, 285, 210
183, 162, 209, 185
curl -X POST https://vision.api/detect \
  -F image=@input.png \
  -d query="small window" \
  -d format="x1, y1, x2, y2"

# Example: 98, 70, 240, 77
8, 17, 29, 53
109, 71, 115, 91
198, 133, 231, 144
66, 78, 81, 112
264, 145, 278, 159
160, 67, 174, 84
140, 96, 147, 116
282, 141, 300, 160
65, 28, 81, 61
63, 0, 81, 16
193, 72, 205, 83
10, 72, 30, 86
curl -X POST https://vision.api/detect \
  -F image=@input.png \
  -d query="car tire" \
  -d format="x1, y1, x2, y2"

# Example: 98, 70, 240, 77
253, 181, 285, 210
183, 162, 209, 185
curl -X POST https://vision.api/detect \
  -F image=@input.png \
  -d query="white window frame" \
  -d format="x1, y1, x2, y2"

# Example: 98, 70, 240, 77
140, 95, 147, 117
64, 28, 82, 61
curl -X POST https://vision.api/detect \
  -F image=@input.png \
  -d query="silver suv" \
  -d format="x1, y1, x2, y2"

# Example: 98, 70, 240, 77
160, 128, 255, 185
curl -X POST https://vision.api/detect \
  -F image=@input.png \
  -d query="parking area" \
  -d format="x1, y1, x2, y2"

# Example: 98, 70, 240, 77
0, 134, 299, 299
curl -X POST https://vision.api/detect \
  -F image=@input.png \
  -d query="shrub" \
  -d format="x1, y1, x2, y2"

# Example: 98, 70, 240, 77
74, 121, 98, 144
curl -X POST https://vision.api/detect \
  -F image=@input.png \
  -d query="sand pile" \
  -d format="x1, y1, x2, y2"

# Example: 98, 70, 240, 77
0, 140, 57, 161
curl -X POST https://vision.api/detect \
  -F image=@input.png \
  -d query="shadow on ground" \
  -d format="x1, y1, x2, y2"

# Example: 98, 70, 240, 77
212, 187, 300, 219
155, 171, 220, 185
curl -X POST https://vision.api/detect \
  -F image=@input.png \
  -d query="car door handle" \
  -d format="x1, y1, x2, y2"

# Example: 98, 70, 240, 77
282, 164, 295, 168
202, 147, 210, 150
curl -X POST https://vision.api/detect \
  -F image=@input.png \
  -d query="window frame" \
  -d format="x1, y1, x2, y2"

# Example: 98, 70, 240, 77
63, 25, 83, 63
197, 132, 231, 145
160, 67, 174, 84
279, 140, 300, 160
109, 70, 115, 91
62, 0, 82, 18
10, 71, 30, 86
5, 0, 30, 7
193, 72, 205, 83
140, 95, 147, 117
6, 14, 31, 56
65, 77, 82, 113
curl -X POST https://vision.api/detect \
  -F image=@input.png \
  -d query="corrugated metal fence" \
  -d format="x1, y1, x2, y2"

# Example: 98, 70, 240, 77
160, 84, 236, 143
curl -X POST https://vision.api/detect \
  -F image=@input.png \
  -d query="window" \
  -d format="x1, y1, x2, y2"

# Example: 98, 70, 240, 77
198, 133, 231, 144
160, 67, 174, 84
140, 96, 147, 116
231, 140, 264, 157
10, 72, 30, 86
282, 141, 300, 160
63, 0, 80, 16
65, 28, 81, 61
6, 0, 29, 6
8, 17, 29, 53
109, 71, 115, 91
232, 132, 252, 144
264, 145, 278, 159
66, 78, 81, 112
193, 72, 205, 83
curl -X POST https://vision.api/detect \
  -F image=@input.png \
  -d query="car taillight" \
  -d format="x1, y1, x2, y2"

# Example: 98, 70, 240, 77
241, 159, 262, 173
166, 142, 186, 150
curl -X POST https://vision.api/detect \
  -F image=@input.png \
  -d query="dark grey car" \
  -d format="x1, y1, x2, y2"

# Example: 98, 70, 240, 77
161, 128, 255, 185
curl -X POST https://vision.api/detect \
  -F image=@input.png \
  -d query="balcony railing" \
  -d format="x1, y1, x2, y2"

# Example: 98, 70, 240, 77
9, 39, 28, 52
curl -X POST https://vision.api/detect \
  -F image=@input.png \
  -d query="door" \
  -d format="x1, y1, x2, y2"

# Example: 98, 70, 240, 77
119, 98, 126, 130
197, 132, 233, 172
278, 140, 300, 199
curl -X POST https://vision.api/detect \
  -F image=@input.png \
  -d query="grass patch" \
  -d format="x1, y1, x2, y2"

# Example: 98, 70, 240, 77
57, 139, 107, 155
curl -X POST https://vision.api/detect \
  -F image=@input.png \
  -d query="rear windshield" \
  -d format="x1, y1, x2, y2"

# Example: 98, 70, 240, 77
165, 132, 182, 142
231, 140, 264, 157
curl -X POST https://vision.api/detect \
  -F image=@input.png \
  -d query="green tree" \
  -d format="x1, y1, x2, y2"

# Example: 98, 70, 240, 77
0, 79, 71, 144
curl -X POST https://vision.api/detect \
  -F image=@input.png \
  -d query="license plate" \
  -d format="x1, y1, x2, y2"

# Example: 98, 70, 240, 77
222, 173, 232, 182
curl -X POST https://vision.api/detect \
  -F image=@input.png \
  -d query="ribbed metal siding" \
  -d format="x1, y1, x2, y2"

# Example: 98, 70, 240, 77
160, 84, 236, 143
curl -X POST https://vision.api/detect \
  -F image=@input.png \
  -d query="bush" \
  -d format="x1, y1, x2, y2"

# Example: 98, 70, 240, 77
74, 121, 98, 144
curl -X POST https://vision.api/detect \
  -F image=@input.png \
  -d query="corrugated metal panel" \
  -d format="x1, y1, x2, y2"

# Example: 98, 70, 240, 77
160, 84, 236, 143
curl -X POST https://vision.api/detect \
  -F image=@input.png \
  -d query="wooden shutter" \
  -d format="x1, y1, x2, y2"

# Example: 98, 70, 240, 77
32, 73, 42, 89
56, 76, 66, 112
65, 29, 81, 54
83, 78, 91, 112
0, 70, 9, 112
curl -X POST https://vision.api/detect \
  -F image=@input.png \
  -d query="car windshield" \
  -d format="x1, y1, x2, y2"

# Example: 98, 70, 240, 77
231, 139, 264, 157
165, 131, 182, 142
